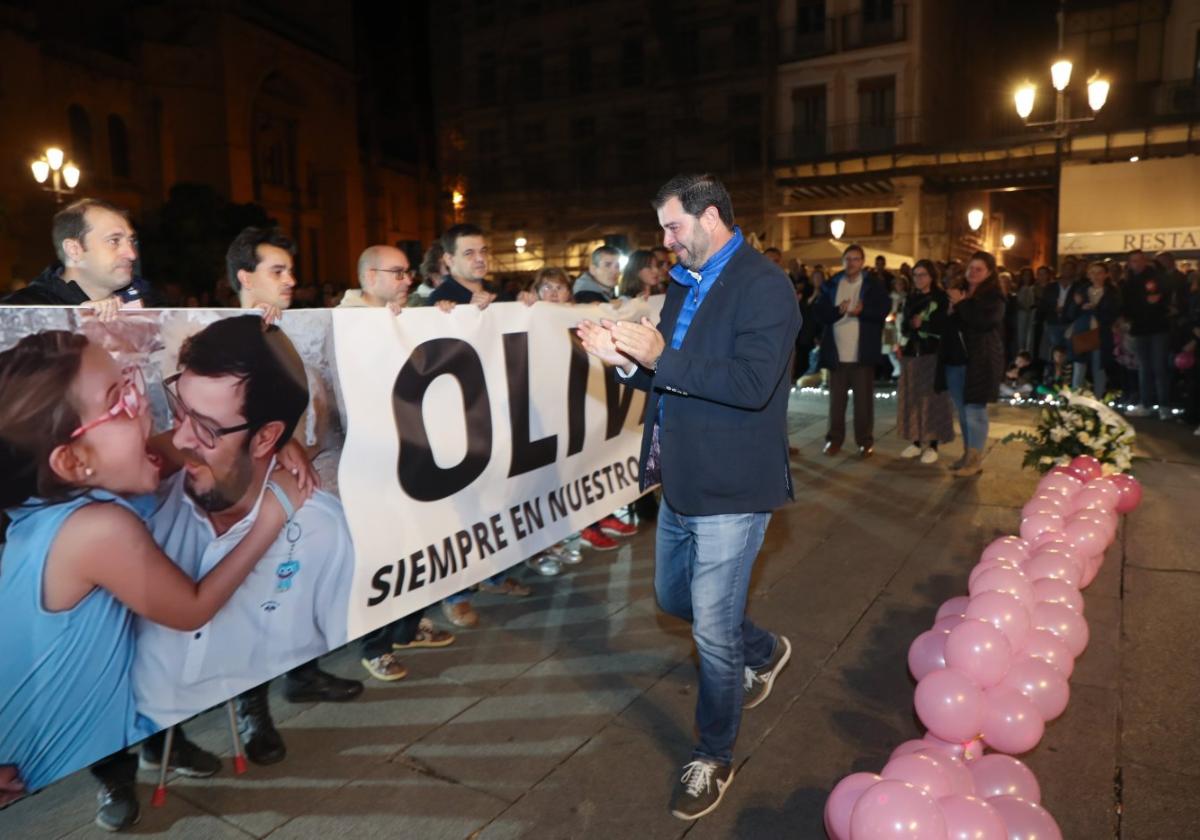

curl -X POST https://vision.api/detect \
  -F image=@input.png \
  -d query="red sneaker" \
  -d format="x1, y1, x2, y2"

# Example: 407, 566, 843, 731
579, 526, 619, 550
597, 515, 638, 537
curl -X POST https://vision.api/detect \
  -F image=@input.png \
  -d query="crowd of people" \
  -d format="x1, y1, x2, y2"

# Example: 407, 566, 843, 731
770, 244, 1200, 476
3, 188, 1199, 827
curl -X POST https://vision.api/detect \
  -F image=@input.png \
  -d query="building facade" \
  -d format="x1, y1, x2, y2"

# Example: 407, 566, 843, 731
0, 1, 436, 295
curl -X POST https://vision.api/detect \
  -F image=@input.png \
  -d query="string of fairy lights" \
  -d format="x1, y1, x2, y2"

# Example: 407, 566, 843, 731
789, 385, 1188, 416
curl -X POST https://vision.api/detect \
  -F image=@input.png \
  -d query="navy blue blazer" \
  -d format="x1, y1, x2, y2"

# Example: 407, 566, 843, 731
813, 270, 891, 369
622, 242, 801, 516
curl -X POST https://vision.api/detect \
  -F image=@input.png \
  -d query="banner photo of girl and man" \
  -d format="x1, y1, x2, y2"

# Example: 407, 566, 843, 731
0, 299, 659, 799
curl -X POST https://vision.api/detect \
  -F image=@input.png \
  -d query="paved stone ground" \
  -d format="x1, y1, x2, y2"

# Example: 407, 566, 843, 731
2, 391, 1197, 839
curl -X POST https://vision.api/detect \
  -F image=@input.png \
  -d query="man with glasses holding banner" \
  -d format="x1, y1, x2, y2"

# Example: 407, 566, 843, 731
132, 315, 357, 766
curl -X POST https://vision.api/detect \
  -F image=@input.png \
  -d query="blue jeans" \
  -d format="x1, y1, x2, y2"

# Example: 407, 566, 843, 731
1132, 332, 1171, 409
1071, 349, 1107, 398
944, 364, 989, 450
655, 498, 775, 766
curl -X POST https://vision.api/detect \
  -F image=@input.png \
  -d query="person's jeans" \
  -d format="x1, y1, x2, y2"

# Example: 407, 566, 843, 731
1133, 332, 1171, 409
654, 498, 775, 766
1071, 349, 1107, 398
444, 573, 506, 605
361, 608, 426, 659
944, 364, 989, 450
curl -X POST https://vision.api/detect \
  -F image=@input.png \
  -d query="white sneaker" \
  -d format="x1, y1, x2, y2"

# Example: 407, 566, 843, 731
920, 448, 939, 464
525, 556, 562, 577
900, 444, 922, 459
1126, 406, 1153, 417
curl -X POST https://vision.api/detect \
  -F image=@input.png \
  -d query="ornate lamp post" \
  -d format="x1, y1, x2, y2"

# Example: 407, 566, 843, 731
31, 147, 81, 204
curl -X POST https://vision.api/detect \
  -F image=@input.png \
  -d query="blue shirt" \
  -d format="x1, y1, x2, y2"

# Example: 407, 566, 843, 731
667, 226, 744, 350
0, 492, 158, 791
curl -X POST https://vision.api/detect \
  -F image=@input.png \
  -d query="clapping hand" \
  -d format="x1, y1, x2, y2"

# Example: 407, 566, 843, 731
610, 317, 665, 369
575, 319, 629, 369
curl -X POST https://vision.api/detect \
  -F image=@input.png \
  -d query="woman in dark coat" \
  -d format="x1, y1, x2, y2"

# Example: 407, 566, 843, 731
1063, 260, 1120, 398
942, 250, 1006, 477
896, 259, 955, 464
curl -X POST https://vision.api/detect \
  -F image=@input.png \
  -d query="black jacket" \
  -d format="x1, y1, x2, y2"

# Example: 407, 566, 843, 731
1037, 281, 1076, 327
623, 241, 800, 516
1121, 265, 1174, 336
2, 263, 160, 307
812, 270, 891, 369
941, 286, 1006, 404
1063, 280, 1120, 363
899, 288, 950, 358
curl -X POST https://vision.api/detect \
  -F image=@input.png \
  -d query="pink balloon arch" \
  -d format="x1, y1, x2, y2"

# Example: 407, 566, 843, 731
823, 473, 1142, 839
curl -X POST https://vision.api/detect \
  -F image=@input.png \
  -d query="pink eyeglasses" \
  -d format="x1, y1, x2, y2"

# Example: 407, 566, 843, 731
69, 366, 147, 440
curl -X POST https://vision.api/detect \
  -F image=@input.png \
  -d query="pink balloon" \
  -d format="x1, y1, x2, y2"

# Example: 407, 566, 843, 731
969, 566, 1035, 611
882, 752, 957, 799
1037, 471, 1083, 500
1000, 655, 1070, 721
922, 734, 986, 763
1110, 473, 1143, 514
934, 614, 968, 633
937, 596, 971, 621
850, 780, 947, 840
968, 560, 1018, 590
938, 794, 1007, 840
968, 754, 1041, 802
909, 629, 950, 681
1078, 553, 1102, 588
987, 796, 1063, 840
1074, 509, 1117, 543
1022, 551, 1082, 588
825, 772, 882, 840
1032, 577, 1084, 614
1022, 496, 1063, 518
965, 591, 1032, 651
945, 619, 1013, 688
915, 668, 986, 744
1029, 531, 1070, 552
980, 686, 1045, 754
980, 536, 1029, 566
1063, 514, 1108, 556
1075, 479, 1120, 513
1020, 628, 1075, 678
1019, 511, 1063, 543
1032, 601, 1090, 657
1069, 455, 1103, 482
890, 739, 932, 761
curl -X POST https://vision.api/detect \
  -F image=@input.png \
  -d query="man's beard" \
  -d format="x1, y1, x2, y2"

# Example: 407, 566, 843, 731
676, 230, 711, 270
183, 449, 255, 512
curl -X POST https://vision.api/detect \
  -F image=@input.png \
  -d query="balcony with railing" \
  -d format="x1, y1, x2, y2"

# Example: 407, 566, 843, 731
779, 2, 909, 64
773, 114, 925, 164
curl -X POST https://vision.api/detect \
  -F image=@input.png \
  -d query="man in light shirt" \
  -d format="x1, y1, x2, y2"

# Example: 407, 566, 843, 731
133, 316, 356, 761
814, 243, 890, 457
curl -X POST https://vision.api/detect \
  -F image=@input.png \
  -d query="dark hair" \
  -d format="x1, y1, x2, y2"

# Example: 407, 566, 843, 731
52, 198, 129, 262
533, 267, 571, 296
619, 249, 656, 297
1127, 248, 1145, 257
441, 223, 485, 257
226, 227, 296, 294
1016, 350, 1033, 361
764, 247, 782, 257
178, 316, 309, 452
966, 250, 1000, 296
590, 245, 620, 265
842, 243, 865, 260
0, 331, 90, 508
913, 258, 942, 290
652, 173, 735, 229
1052, 344, 1069, 357
419, 241, 446, 281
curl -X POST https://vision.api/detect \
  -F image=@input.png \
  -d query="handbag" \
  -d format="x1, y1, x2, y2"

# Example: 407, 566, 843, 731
1070, 328, 1100, 355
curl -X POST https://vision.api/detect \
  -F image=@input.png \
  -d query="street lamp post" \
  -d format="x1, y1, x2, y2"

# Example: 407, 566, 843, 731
30, 147, 80, 204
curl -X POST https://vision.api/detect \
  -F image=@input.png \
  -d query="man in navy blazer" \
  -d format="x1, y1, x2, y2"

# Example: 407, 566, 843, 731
577, 174, 800, 821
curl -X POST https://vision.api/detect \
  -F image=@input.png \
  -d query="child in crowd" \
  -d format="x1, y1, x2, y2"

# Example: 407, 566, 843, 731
1046, 345, 1072, 389
1000, 350, 1036, 398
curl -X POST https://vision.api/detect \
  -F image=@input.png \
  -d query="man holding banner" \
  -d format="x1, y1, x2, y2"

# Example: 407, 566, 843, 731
577, 173, 800, 821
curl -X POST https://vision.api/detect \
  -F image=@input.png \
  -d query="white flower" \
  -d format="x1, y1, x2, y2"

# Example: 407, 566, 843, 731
1056, 455, 1071, 466
1079, 432, 1093, 446
1049, 426, 1069, 443
1039, 456, 1053, 464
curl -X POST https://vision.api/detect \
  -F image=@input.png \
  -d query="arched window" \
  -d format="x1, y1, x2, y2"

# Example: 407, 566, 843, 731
108, 114, 130, 178
68, 104, 92, 169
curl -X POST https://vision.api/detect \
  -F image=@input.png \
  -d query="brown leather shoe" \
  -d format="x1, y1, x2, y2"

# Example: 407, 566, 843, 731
858, 444, 874, 458
822, 441, 841, 456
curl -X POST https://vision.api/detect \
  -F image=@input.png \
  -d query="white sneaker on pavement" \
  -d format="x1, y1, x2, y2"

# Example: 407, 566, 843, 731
900, 444, 922, 459
920, 448, 939, 465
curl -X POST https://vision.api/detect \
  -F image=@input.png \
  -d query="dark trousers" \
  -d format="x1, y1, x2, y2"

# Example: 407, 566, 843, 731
361, 608, 426, 659
827, 362, 875, 448
89, 729, 172, 787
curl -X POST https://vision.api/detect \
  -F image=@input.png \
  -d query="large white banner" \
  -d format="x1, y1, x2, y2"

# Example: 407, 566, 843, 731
335, 299, 658, 640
